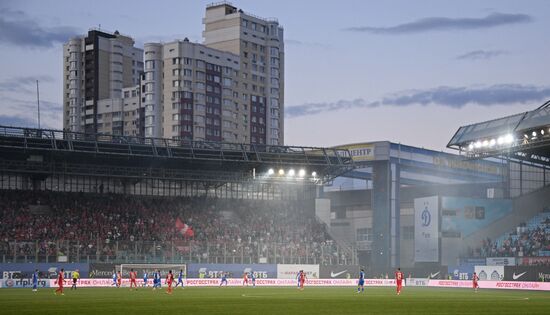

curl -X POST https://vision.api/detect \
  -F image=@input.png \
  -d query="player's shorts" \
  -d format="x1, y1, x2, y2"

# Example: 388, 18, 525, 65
358, 279, 365, 286
73, 278, 77, 284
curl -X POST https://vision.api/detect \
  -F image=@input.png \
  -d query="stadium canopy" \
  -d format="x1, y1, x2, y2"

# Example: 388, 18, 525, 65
447, 100, 550, 166
0, 125, 354, 184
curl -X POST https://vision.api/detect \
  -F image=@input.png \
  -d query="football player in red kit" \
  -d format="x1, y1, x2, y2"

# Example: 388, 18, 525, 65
129, 269, 138, 290
473, 272, 479, 292
299, 270, 307, 290
116, 271, 122, 288
166, 270, 174, 295
54, 268, 65, 296
395, 268, 404, 295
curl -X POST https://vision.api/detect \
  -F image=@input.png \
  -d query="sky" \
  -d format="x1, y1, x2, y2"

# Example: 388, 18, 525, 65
0, 0, 549, 151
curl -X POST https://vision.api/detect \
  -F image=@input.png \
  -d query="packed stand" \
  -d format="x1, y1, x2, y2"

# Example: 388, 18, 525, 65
0, 190, 350, 264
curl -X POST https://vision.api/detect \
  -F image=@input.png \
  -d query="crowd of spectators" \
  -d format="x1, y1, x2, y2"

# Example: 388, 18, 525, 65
472, 215, 550, 258
0, 190, 350, 264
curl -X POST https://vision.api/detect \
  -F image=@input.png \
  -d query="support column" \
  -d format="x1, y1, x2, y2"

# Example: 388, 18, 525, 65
371, 160, 391, 274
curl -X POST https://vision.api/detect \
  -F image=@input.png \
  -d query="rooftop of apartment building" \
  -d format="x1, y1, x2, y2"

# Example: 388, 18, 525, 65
66, 28, 137, 46
206, 1, 281, 25
144, 37, 241, 62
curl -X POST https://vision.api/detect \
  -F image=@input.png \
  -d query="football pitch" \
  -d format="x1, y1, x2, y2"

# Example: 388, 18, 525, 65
1, 286, 549, 315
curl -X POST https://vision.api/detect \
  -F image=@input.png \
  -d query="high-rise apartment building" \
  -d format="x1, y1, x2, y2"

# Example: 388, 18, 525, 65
62, 3, 283, 145
143, 39, 244, 141
203, 2, 284, 145
63, 30, 143, 134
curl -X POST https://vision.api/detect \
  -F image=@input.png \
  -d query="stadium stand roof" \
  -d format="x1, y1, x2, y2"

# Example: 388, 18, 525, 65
447, 100, 550, 166
0, 125, 354, 184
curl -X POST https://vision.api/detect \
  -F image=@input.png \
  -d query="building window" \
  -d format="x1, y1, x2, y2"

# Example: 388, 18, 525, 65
196, 71, 205, 80
357, 228, 373, 242
145, 60, 155, 69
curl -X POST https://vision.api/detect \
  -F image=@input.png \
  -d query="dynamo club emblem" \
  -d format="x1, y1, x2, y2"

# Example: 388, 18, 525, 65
421, 206, 431, 227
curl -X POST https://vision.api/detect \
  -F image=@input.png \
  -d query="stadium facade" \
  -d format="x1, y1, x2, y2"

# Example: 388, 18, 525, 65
317, 140, 550, 275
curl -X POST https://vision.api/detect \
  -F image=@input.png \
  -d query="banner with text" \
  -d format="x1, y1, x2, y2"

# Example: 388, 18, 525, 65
187, 264, 277, 279
429, 279, 550, 291
277, 264, 320, 279
448, 265, 474, 280
486, 257, 516, 266
406, 278, 429, 287
520, 257, 550, 266
0, 263, 89, 279
42, 278, 401, 288
1, 278, 51, 288
414, 196, 439, 262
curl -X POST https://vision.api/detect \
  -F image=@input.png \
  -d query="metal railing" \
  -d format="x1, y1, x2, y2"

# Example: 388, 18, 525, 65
0, 240, 354, 266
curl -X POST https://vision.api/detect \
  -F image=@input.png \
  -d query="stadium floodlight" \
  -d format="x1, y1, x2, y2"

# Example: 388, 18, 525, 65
278, 169, 285, 175
468, 143, 474, 151
504, 134, 514, 144
298, 169, 306, 177
542, 129, 545, 135
482, 140, 489, 147
311, 171, 317, 177
497, 137, 504, 145
288, 169, 295, 176
532, 131, 537, 137
489, 139, 496, 147
474, 141, 482, 148
267, 168, 274, 175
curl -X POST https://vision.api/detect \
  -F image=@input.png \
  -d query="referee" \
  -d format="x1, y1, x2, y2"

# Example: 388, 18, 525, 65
71, 269, 80, 290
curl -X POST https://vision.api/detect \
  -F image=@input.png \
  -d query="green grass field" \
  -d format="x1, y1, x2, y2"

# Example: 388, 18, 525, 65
1, 286, 549, 315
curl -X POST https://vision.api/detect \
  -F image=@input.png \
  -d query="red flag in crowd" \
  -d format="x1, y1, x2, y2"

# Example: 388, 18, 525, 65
175, 217, 194, 238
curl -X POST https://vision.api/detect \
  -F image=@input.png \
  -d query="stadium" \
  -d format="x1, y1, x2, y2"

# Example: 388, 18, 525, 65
1, 105, 550, 314
1, 2, 550, 315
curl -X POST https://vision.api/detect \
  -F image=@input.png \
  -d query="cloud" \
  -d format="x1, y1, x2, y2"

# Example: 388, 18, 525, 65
286, 84, 550, 118
0, 97, 62, 129
0, 8, 80, 48
0, 75, 55, 93
286, 99, 380, 118
0, 115, 38, 128
344, 12, 532, 34
285, 39, 330, 49
456, 50, 507, 60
